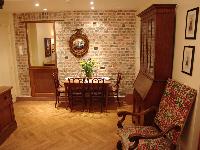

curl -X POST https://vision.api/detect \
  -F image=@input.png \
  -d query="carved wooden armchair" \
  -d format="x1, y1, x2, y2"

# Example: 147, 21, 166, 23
117, 79, 197, 150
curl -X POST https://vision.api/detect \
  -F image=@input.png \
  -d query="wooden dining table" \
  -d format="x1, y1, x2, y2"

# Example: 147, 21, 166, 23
63, 78, 111, 112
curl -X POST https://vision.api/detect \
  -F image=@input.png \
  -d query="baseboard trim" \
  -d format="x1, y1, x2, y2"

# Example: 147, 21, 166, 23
16, 96, 57, 101
16, 95, 126, 102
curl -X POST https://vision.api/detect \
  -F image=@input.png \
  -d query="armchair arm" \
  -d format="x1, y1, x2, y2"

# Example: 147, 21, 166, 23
128, 124, 181, 149
128, 124, 181, 148
117, 106, 158, 128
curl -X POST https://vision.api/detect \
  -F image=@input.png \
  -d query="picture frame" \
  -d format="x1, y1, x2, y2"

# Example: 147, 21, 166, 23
182, 46, 195, 76
185, 7, 199, 39
44, 38, 51, 57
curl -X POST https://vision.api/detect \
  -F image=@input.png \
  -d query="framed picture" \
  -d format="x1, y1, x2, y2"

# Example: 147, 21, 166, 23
182, 46, 195, 76
185, 7, 199, 39
44, 38, 51, 57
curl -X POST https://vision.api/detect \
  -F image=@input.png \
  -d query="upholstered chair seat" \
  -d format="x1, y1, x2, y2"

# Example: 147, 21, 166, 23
117, 126, 171, 150
57, 87, 65, 93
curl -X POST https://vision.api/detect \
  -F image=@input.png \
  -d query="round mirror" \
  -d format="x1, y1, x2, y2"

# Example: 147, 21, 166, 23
73, 38, 85, 50
69, 28, 89, 58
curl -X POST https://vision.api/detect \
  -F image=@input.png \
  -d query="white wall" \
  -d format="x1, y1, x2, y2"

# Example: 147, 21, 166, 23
172, 1, 200, 149
27, 23, 39, 66
135, 13, 140, 78
36, 23, 54, 66
0, 12, 19, 102
137, 0, 200, 149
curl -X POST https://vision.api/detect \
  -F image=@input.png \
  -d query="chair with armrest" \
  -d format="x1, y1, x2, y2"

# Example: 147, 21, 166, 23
52, 72, 65, 108
117, 79, 197, 150
65, 78, 86, 111
110, 72, 122, 106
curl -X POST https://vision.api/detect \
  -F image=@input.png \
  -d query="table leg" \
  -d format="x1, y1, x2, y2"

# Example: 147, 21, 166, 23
105, 85, 108, 112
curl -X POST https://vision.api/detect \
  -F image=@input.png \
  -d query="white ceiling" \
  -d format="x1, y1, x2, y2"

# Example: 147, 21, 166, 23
2, 0, 147, 13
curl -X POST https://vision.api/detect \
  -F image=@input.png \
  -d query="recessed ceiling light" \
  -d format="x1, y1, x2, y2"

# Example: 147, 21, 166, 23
35, 3, 39, 7
43, 8, 47, 11
90, 1, 94, 5
91, 6, 94, 10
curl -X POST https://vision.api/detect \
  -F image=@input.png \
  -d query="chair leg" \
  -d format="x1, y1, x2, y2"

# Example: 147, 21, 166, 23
117, 93, 120, 106
101, 98, 103, 113
55, 96, 58, 108
58, 93, 60, 104
82, 96, 85, 112
117, 140, 122, 150
68, 97, 73, 111
71, 97, 74, 111
85, 97, 87, 111
66, 96, 70, 110
89, 97, 92, 113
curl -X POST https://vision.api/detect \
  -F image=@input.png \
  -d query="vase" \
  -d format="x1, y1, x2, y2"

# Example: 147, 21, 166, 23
85, 72, 92, 78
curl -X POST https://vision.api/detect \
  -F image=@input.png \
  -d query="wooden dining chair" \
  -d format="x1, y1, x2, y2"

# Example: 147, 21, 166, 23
66, 78, 86, 111
52, 72, 65, 108
89, 78, 106, 113
110, 72, 122, 106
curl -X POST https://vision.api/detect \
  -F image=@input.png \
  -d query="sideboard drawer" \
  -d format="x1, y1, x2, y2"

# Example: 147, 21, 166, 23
0, 91, 12, 108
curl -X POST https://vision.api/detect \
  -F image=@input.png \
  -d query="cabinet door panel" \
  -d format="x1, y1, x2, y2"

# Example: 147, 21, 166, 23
0, 106, 12, 131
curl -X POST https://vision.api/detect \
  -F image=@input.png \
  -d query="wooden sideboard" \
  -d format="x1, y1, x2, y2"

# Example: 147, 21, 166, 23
0, 86, 17, 144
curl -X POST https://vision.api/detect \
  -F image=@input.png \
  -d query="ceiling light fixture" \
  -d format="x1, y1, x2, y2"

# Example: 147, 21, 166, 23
90, 1, 94, 5
35, 3, 39, 7
91, 6, 94, 10
43, 8, 47, 11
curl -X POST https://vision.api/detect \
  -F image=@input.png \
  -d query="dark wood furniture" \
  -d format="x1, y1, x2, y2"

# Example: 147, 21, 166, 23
133, 4, 176, 125
89, 78, 106, 113
52, 72, 65, 108
65, 78, 86, 111
110, 72, 122, 106
64, 78, 111, 112
117, 79, 197, 150
29, 66, 58, 97
0, 86, 17, 145
199, 132, 200, 150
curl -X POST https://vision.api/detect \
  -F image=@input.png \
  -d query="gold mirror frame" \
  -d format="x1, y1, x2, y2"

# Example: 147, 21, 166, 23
69, 28, 89, 58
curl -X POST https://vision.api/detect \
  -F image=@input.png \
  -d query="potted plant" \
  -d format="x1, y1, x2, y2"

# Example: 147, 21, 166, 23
80, 58, 95, 78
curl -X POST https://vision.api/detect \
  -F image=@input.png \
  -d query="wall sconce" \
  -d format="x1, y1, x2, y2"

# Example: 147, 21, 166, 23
0, 0, 4, 9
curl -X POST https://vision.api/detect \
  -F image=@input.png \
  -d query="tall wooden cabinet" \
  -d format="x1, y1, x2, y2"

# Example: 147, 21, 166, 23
133, 4, 176, 125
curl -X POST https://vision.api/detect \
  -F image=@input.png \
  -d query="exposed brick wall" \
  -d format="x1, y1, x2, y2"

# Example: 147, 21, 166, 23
14, 10, 136, 96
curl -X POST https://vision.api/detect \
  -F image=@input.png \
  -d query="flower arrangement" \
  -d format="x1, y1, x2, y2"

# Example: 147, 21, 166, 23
80, 58, 95, 78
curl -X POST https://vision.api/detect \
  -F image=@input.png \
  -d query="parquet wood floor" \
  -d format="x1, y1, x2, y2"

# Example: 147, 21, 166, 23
0, 101, 132, 150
